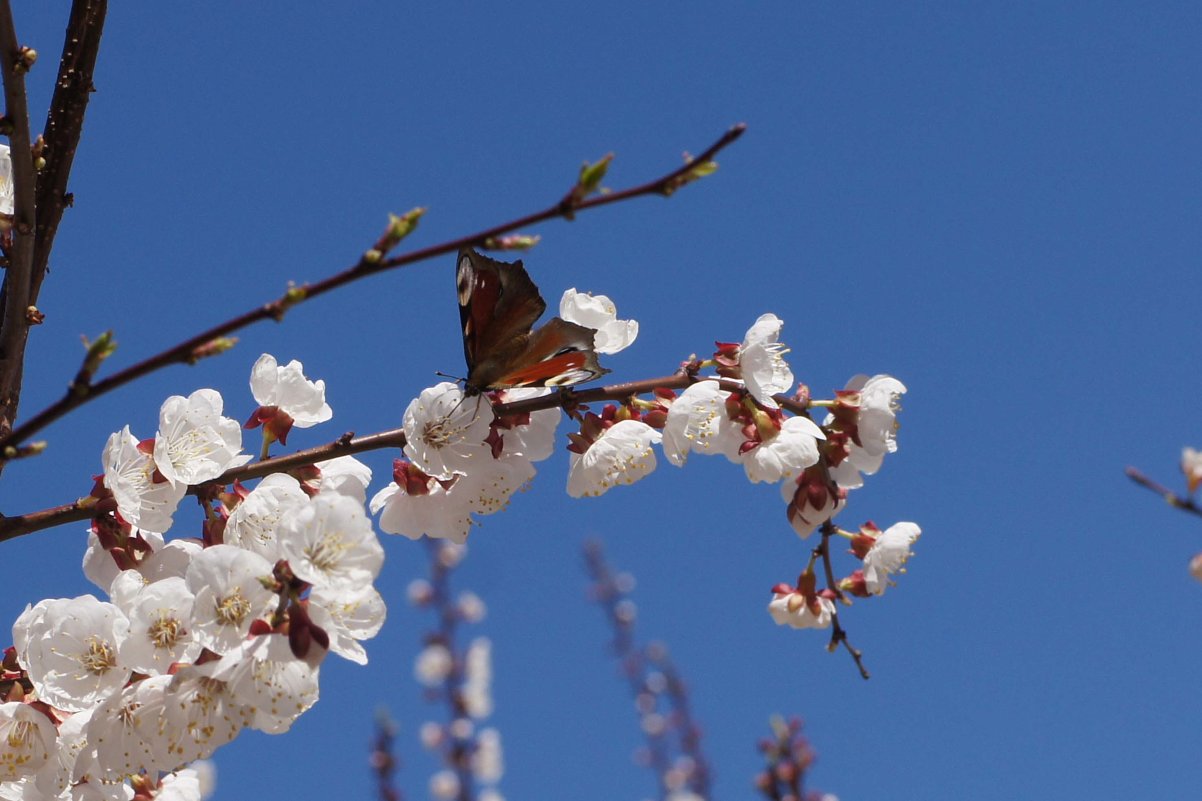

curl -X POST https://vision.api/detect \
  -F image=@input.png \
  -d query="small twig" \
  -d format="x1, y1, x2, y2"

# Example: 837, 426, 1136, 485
817, 520, 870, 680
0, 0, 38, 444
0, 124, 746, 453
1125, 466, 1202, 519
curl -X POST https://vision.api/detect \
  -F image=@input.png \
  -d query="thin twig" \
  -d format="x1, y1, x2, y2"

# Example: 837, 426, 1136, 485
0, 124, 746, 452
817, 520, 870, 680
1125, 466, 1202, 519
0, 0, 37, 442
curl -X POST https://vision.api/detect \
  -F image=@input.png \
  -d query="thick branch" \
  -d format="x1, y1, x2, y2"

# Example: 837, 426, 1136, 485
0, 123, 746, 452
32, 0, 107, 302
0, 0, 37, 440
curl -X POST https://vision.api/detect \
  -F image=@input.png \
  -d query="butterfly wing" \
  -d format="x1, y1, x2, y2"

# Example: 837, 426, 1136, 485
457, 249, 546, 389
487, 317, 611, 388
457, 248, 608, 392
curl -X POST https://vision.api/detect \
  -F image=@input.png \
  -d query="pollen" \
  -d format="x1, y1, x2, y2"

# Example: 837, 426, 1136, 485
77, 635, 119, 675
148, 611, 185, 649
215, 589, 252, 626
304, 532, 351, 574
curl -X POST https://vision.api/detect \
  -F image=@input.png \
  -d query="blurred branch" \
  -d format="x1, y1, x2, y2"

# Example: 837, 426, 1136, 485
0, 123, 746, 453
1125, 466, 1202, 519
370, 709, 403, 801
0, 0, 37, 444
584, 540, 712, 800
754, 715, 823, 801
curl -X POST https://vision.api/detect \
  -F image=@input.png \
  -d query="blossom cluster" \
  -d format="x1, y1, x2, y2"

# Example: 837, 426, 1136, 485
371, 291, 921, 637
2, 355, 383, 801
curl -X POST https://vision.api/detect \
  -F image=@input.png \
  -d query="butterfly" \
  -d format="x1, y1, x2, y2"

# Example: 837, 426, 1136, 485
456, 248, 609, 395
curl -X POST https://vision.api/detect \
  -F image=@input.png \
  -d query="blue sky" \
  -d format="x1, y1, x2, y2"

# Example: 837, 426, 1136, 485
5, 2, 1202, 799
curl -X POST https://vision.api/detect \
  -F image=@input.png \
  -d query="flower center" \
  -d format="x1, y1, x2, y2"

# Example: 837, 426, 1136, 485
215, 589, 252, 626
77, 635, 118, 675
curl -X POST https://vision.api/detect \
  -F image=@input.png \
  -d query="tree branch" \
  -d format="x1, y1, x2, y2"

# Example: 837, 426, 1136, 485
0, 0, 38, 441
0, 426, 407, 542
1125, 465, 1202, 519
0, 361, 805, 542
32, 0, 107, 303
0, 123, 746, 453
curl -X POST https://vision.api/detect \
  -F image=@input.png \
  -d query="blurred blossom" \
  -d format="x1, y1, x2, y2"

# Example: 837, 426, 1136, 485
472, 728, 504, 784
407, 579, 434, 605
419, 721, 444, 750
414, 644, 453, 686
457, 591, 487, 622
429, 769, 460, 800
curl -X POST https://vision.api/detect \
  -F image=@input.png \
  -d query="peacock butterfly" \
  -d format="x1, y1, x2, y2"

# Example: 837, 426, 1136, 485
456, 248, 609, 395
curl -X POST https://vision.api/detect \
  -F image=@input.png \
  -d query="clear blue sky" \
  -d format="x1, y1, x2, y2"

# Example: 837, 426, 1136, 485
5, 3, 1202, 799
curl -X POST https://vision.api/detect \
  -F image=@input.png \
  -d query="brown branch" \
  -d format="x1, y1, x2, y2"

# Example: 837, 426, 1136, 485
0, 361, 803, 541
0, 426, 407, 542
0, 0, 37, 443
817, 520, 870, 680
1125, 466, 1202, 519
0, 123, 747, 452
32, 0, 107, 303
492, 372, 808, 418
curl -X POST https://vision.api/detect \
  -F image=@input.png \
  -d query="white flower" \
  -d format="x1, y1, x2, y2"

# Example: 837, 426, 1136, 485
87, 674, 177, 780
14, 596, 131, 713
414, 644, 453, 686
310, 455, 373, 501
184, 545, 276, 654
739, 415, 824, 484
249, 354, 333, 427
739, 313, 794, 409
82, 528, 164, 593
457, 591, 487, 623
156, 766, 205, 801
567, 419, 662, 498
403, 382, 494, 480
161, 665, 250, 761
828, 374, 906, 488
1183, 447, 1202, 493
489, 387, 560, 462
223, 473, 309, 562
429, 770, 460, 801
861, 522, 921, 596
472, 728, 504, 784
207, 634, 319, 735
102, 426, 186, 533
138, 538, 202, 582
153, 389, 250, 488
661, 381, 740, 466
277, 493, 383, 591
781, 467, 842, 539
371, 456, 531, 544
371, 473, 474, 545
0, 144, 12, 217
767, 590, 834, 630
463, 637, 493, 720
559, 288, 639, 354
117, 576, 200, 675
308, 583, 387, 665
0, 701, 57, 782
